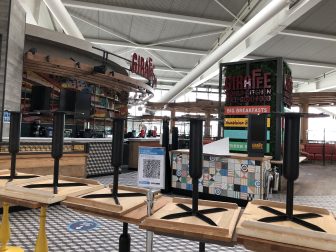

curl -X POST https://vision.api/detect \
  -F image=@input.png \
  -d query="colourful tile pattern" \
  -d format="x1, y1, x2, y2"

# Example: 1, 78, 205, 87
171, 152, 268, 200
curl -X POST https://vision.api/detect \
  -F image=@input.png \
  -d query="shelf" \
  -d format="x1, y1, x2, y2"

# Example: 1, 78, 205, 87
90, 117, 112, 121
91, 104, 120, 112
92, 93, 120, 103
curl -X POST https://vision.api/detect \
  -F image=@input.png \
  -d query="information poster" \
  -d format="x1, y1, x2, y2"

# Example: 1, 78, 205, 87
138, 146, 165, 189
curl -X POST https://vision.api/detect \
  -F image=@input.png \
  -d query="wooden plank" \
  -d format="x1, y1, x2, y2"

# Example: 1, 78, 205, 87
237, 235, 322, 252
63, 185, 159, 217
0, 194, 42, 209
1, 175, 102, 204
236, 200, 336, 251
23, 52, 154, 95
139, 197, 241, 243
0, 153, 87, 178
0, 170, 40, 188
64, 192, 170, 225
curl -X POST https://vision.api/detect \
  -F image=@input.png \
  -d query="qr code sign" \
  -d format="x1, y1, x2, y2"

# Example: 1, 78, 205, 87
143, 159, 161, 179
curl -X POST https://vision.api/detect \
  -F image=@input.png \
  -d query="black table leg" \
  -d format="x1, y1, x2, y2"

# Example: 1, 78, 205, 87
199, 242, 205, 252
119, 222, 130, 252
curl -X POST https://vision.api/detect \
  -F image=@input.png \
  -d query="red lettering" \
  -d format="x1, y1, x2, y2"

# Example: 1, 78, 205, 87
140, 57, 144, 76
144, 60, 149, 79
264, 73, 271, 88
131, 54, 157, 88
131, 53, 137, 73
252, 69, 261, 88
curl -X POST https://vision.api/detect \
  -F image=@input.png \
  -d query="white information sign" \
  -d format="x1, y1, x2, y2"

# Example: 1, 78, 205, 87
138, 146, 165, 189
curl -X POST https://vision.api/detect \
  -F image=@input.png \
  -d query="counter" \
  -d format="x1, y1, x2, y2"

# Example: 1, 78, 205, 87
126, 137, 161, 169
1, 137, 114, 177
171, 149, 272, 204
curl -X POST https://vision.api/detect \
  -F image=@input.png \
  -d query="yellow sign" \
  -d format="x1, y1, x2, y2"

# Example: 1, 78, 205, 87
252, 143, 264, 150
224, 118, 270, 128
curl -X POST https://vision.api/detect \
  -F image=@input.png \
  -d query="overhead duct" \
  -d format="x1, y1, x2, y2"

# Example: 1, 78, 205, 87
43, 0, 84, 40
157, 0, 290, 103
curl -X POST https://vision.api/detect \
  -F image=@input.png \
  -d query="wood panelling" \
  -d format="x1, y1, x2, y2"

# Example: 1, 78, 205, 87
0, 153, 88, 178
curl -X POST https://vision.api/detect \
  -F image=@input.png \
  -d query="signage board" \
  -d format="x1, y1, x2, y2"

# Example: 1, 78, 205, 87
138, 147, 165, 189
131, 53, 157, 88
3, 111, 10, 124
224, 105, 270, 115
247, 114, 267, 157
229, 141, 270, 152
224, 129, 270, 140
224, 118, 270, 128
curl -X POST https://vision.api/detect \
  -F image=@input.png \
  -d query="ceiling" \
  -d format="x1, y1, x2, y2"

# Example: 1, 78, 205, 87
23, 0, 336, 101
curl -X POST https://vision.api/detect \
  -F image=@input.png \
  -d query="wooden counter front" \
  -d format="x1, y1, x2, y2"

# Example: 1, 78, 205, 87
0, 153, 87, 178
127, 138, 161, 169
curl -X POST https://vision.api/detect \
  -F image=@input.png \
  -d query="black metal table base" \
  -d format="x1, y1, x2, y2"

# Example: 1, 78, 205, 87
0, 175, 39, 180
24, 182, 88, 189
199, 242, 205, 252
161, 203, 227, 226
119, 222, 130, 252
258, 205, 325, 232
82, 192, 145, 205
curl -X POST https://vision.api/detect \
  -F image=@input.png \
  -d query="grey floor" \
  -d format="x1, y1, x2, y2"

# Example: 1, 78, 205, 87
5, 162, 336, 251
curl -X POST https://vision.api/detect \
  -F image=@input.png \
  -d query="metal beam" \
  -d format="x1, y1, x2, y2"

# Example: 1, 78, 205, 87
71, 14, 185, 76
155, 67, 190, 74
65, 0, 335, 44
279, 29, 336, 42
294, 71, 336, 92
154, 56, 336, 75
315, 71, 336, 91
43, 0, 84, 39
214, 0, 244, 25
63, 0, 235, 28
88, 38, 208, 56
18, 0, 38, 25
246, 55, 336, 69
159, 0, 322, 102
149, 30, 223, 47
131, 75, 218, 85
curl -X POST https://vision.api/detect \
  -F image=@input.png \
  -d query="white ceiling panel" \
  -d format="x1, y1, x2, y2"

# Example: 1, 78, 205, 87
288, 0, 336, 34
288, 65, 330, 80
129, 16, 166, 44
203, 0, 247, 20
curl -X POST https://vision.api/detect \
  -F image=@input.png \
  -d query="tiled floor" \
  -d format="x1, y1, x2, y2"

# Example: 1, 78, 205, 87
4, 163, 336, 251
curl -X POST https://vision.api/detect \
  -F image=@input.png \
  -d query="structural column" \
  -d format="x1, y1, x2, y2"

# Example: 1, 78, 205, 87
0, 0, 26, 140
300, 103, 309, 144
170, 109, 176, 128
204, 112, 211, 138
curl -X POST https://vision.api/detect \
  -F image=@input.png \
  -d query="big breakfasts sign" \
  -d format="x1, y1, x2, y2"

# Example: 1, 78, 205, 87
131, 53, 157, 88
224, 68, 272, 105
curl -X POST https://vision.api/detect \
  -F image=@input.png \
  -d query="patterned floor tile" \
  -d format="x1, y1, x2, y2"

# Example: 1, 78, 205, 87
3, 169, 336, 251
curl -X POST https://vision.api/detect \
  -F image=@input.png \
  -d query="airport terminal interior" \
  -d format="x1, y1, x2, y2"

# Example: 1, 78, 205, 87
0, 0, 336, 251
